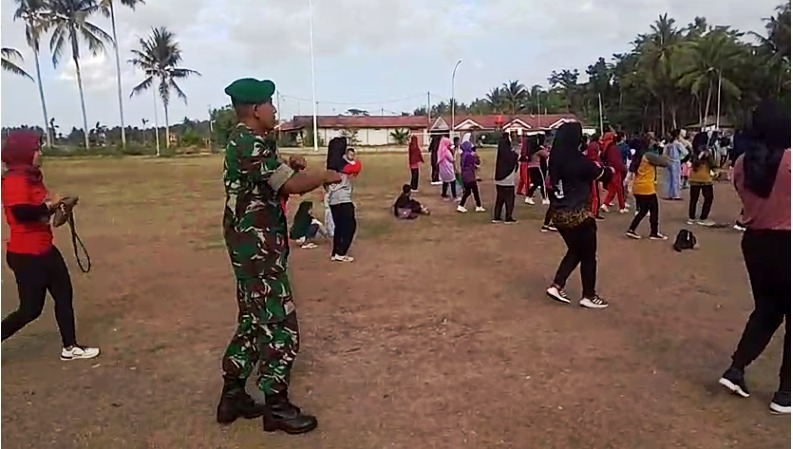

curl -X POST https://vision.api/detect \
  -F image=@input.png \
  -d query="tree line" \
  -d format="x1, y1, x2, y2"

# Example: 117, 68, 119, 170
2, 0, 199, 155
412, 3, 790, 134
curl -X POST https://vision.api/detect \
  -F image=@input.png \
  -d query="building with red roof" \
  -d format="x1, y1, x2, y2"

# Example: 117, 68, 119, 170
278, 113, 589, 146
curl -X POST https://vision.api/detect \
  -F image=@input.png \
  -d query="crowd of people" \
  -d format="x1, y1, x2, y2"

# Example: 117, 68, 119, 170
0, 74, 788, 438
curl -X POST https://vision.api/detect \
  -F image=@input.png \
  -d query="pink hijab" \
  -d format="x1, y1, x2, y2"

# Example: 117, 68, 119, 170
437, 136, 456, 182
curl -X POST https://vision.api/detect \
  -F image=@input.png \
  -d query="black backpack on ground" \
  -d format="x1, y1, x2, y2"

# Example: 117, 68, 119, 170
673, 229, 697, 252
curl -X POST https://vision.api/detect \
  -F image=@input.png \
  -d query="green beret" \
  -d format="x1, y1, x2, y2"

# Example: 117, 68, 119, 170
224, 78, 276, 105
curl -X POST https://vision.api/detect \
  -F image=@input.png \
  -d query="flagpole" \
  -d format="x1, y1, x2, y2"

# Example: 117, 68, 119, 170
308, 0, 319, 151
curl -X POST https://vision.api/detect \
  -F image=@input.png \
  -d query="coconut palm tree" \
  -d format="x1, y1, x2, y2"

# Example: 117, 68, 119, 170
637, 14, 684, 131
13, 0, 51, 147
501, 80, 527, 114
1, 47, 32, 80
46, 0, 112, 148
676, 29, 744, 125
99, 0, 144, 149
129, 26, 200, 155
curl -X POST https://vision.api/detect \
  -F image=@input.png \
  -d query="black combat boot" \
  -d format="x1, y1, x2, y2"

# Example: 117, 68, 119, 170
262, 392, 318, 434
216, 377, 267, 424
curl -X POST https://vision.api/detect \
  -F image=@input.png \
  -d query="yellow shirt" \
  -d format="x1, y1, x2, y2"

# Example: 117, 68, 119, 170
689, 162, 714, 185
632, 156, 656, 196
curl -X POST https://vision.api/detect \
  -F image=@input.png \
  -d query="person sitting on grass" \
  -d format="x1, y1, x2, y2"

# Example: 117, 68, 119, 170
290, 201, 327, 249
393, 184, 430, 219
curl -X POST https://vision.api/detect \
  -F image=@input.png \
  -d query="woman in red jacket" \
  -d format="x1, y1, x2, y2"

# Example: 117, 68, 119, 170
407, 135, 424, 192
1, 131, 99, 361
601, 132, 629, 213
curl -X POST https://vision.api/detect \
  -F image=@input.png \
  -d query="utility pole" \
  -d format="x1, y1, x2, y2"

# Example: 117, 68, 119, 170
427, 91, 431, 127
207, 104, 213, 153
381, 107, 384, 117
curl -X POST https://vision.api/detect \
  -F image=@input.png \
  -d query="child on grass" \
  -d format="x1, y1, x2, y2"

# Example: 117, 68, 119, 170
290, 201, 328, 249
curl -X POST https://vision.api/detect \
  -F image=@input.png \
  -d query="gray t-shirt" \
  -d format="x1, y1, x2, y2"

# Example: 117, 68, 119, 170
327, 174, 353, 205
495, 169, 516, 187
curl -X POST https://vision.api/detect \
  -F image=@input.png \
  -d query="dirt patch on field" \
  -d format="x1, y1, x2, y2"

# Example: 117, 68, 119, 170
1, 154, 788, 449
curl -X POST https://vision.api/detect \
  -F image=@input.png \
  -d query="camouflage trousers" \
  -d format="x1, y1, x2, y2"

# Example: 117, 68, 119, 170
221, 272, 300, 396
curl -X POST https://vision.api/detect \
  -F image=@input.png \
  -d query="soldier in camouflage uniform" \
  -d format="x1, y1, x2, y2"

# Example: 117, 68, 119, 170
216, 78, 340, 435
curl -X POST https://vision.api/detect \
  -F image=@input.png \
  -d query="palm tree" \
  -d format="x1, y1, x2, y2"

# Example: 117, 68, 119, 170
676, 29, 744, 126
1, 47, 33, 80
389, 128, 410, 145
13, 0, 51, 147
486, 87, 505, 113
501, 80, 527, 114
638, 14, 684, 131
129, 27, 200, 155
99, 0, 144, 149
46, 0, 112, 148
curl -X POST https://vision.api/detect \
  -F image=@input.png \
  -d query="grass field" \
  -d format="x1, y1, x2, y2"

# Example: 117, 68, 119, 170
1, 152, 789, 449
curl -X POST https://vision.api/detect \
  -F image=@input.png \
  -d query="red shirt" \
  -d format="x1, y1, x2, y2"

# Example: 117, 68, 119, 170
2, 175, 53, 255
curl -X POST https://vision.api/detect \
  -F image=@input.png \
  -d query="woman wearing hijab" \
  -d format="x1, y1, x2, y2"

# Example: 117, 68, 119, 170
493, 133, 518, 223
517, 135, 530, 196
687, 132, 718, 227
545, 122, 614, 309
625, 137, 669, 240
524, 135, 551, 205
719, 99, 791, 414
437, 135, 457, 200
457, 133, 484, 213
428, 135, 441, 185
407, 135, 424, 192
1, 131, 100, 360
663, 129, 686, 200
326, 137, 357, 262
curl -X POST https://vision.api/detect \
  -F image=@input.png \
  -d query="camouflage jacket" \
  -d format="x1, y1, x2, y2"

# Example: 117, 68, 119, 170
223, 124, 295, 275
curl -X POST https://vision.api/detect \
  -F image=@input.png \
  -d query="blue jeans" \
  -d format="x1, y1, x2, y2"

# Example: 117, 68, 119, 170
665, 162, 681, 199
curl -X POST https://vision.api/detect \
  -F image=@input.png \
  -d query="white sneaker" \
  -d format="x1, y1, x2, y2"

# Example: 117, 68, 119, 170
618, 208, 629, 214
686, 219, 696, 225
525, 198, 535, 205
475, 206, 486, 212
542, 198, 550, 205
600, 205, 609, 213
456, 205, 467, 213
61, 345, 100, 361
430, 181, 442, 186
331, 254, 348, 262
546, 286, 570, 304
301, 243, 318, 249
698, 219, 716, 227
580, 295, 609, 309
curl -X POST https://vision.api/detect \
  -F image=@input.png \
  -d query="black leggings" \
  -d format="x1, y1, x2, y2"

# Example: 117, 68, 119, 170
629, 194, 659, 235
409, 168, 419, 191
553, 218, 597, 298
527, 167, 547, 199
441, 181, 457, 199
430, 160, 439, 182
330, 203, 357, 256
460, 181, 481, 208
730, 230, 790, 392
2, 247, 77, 347
689, 184, 714, 220
543, 206, 553, 226
494, 185, 515, 220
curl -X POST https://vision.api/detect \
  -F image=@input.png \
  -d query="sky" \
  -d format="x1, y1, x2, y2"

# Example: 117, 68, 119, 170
0, 0, 781, 130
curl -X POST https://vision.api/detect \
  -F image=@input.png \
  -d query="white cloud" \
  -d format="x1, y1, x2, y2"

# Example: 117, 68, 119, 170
0, 0, 782, 129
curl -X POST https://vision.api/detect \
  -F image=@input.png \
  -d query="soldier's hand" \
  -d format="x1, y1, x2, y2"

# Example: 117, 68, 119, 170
289, 155, 307, 171
323, 170, 343, 185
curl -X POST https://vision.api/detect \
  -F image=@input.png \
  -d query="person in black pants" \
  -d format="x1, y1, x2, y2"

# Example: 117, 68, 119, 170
493, 133, 518, 223
1, 130, 99, 361
719, 99, 791, 414
544, 122, 613, 309
428, 135, 440, 184
625, 139, 669, 240
330, 202, 357, 258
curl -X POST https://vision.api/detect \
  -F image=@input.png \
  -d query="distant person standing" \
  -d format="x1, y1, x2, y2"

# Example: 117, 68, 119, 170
719, 99, 791, 414
218, 78, 341, 434
428, 135, 441, 185
493, 133, 518, 223
407, 135, 424, 192
437, 135, 457, 200
663, 129, 686, 200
